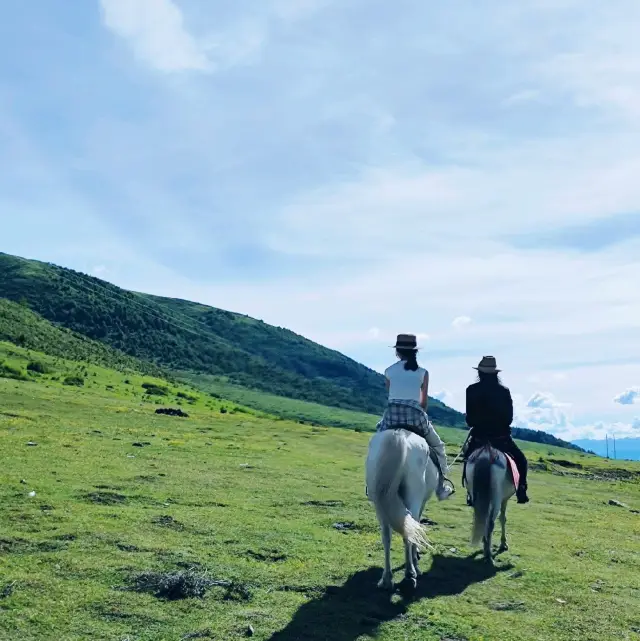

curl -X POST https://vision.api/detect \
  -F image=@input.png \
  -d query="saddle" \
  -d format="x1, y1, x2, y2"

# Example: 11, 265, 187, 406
462, 443, 520, 489
389, 423, 427, 440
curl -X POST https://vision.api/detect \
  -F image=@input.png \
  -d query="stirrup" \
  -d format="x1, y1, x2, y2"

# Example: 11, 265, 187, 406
437, 478, 455, 500
442, 477, 455, 494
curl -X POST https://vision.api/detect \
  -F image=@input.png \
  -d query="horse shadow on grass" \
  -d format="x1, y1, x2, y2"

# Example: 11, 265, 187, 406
267, 553, 514, 641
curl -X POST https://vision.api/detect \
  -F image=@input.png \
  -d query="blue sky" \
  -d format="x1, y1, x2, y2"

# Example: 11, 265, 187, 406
2, 0, 640, 441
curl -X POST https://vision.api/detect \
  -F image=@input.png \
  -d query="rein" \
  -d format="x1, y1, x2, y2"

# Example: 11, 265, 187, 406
449, 431, 472, 468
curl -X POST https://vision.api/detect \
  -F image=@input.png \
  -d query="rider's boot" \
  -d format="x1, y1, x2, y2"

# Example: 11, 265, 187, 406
516, 482, 530, 504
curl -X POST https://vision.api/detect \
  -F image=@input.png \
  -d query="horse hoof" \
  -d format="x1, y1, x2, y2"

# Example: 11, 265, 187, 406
485, 556, 495, 567
377, 578, 393, 591
498, 544, 509, 554
398, 577, 417, 595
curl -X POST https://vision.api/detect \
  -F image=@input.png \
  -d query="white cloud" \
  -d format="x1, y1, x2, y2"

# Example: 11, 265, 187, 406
613, 387, 640, 405
367, 327, 381, 340
434, 389, 454, 405
502, 89, 542, 107
527, 391, 569, 410
513, 391, 640, 441
515, 391, 572, 434
452, 316, 472, 330
100, 0, 211, 72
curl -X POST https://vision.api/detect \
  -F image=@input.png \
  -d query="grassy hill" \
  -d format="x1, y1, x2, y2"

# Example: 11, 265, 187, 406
0, 251, 588, 451
0, 251, 459, 423
0, 298, 164, 377
0, 351, 639, 641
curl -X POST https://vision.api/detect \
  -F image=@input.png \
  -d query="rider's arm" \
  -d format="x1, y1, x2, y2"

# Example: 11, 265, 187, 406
420, 371, 429, 410
465, 385, 476, 429
504, 388, 514, 426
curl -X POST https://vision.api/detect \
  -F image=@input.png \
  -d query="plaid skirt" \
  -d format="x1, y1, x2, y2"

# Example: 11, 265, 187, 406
376, 399, 431, 438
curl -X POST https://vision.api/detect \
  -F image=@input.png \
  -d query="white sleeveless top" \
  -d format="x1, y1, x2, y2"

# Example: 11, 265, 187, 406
385, 360, 428, 403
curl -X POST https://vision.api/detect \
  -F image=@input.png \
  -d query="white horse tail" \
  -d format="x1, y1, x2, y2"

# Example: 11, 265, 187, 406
471, 454, 493, 546
369, 431, 428, 549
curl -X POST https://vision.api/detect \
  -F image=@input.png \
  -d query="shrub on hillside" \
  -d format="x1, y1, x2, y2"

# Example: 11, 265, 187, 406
142, 382, 169, 396
27, 360, 51, 374
63, 375, 85, 387
177, 391, 198, 402
0, 362, 28, 381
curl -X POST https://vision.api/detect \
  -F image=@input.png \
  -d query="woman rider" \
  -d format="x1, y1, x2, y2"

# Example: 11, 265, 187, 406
464, 356, 529, 504
377, 333, 453, 501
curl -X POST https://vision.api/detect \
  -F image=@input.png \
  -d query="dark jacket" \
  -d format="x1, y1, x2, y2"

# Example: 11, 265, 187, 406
465, 380, 513, 439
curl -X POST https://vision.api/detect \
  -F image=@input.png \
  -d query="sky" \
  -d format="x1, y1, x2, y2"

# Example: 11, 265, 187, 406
1, 0, 640, 442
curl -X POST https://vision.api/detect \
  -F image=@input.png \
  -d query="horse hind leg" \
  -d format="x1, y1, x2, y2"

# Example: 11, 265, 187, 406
484, 472, 502, 565
401, 487, 427, 589
412, 543, 421, 576
377, 523, 393, 590
483, 520, 494, 565
497, 501, 508, 553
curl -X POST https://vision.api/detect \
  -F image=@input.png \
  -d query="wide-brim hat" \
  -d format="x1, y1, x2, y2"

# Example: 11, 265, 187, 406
473, 355, 501, 373
392, 333, 419, 350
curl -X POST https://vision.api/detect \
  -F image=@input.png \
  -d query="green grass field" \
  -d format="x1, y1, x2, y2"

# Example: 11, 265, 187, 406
1, 342, 640, 641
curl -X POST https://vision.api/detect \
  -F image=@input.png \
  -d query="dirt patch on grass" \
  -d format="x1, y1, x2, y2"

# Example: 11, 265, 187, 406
332, 521, 372, 533
594, 468, 640, 482
246, 549, 287, 563
53, 534, 77, 541
182, 630, 215, 640
277, 584, 324, 596
549, 463, 640, 483
530, 462, 549, 472
490, 601, 526, 611
116, 542, 142, 552
92, 604, 161, 624
0, 538, 29, 554
135, 475, 159, 482
0, 537, 70, 554
302, 500, 344, 508
151, 515, 185, 530
0, 582, 16, 599
82, 491, 129, 505
81, 490, 161, 506
549, 459, 583, 469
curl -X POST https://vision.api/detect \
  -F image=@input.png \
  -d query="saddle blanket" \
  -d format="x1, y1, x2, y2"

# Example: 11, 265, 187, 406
505, 453, 520, 489
466, 446, 520, 488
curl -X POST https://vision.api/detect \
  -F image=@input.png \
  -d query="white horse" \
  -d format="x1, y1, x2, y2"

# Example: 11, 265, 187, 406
365, 428, 439, 590
464, 445, 516, 565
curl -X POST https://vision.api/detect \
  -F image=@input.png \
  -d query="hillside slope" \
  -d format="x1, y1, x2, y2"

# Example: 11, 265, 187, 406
0, 251, 462, 424
0, 298, 163, 376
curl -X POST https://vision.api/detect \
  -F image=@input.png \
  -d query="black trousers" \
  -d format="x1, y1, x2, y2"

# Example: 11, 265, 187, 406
467, 435, 528, 488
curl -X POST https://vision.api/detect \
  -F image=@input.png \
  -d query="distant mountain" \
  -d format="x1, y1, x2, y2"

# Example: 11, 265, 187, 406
0, 251, 461, 423
511, 426, 585, 452
572, 438, 640, 461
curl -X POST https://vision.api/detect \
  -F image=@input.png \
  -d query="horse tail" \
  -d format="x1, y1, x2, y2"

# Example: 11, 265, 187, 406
369, 431, 428, 549
471, 454, 493, 546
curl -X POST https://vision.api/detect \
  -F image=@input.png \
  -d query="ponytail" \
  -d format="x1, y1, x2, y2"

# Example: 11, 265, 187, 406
396, 348, 419, 371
